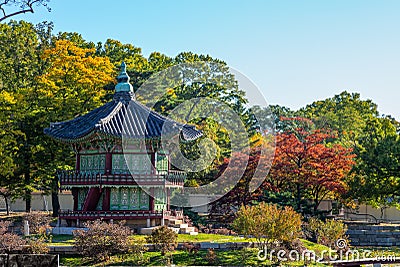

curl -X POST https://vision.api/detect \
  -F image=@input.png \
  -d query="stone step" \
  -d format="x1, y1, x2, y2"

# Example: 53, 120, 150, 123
139, 227, 157, 235
180, 227, 195, 234
169, 219, 183, 225
169, 227, 180, 234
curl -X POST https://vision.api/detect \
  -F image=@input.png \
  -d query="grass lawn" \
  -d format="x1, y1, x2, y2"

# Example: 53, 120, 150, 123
60, 250, 320, 266
49, 233, 252, 246
52, 234, 400, 266
56, 236, 330, 266
49, 234, 75, 246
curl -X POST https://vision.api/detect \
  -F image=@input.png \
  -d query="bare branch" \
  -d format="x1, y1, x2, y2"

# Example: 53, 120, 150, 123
0, 0, 50, 22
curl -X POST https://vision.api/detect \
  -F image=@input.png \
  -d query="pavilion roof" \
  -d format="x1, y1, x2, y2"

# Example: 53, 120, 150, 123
44, 62, 202, 143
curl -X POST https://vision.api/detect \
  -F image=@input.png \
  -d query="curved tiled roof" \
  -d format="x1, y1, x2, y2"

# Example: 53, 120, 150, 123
44, 63, 202, 143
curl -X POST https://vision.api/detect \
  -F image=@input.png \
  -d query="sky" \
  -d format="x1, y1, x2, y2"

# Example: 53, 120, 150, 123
10, 0, 400, 119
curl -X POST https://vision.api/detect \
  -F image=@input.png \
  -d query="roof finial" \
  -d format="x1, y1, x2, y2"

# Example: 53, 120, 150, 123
115, 61, 133, 93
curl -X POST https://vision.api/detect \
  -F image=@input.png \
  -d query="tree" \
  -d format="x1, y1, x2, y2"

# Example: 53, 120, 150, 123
37, 39, 115, 215
300, 91, 379, 147
146, 225, 177, 264
348, 116, 400, 207
0, 20, 54, 211
208, 143, 275, 222
268, 122, 355, 214
0, 0, 50, 22
250, 104, 296, 133
0, 22, 115, 213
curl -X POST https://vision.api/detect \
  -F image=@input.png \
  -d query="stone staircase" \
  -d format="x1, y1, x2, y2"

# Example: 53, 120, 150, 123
168, 218, 198, 235
138, 218, 198, 235
346, 224, 400, 246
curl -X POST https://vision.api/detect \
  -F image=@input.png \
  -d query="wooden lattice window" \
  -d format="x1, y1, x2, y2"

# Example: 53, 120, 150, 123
112, 154, 152, 174
77, 188, 88, 211
156, 153, 168, 174
109, 187, 149, 210
80, 154, 105, 174
154, 187, 166, 211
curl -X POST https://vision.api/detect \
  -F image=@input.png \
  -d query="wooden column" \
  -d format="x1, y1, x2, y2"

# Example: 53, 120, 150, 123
105, 152, 112, 174
149, 187, 155, 211
102, 188, 111, 211
75, 153, 81, 171
151, 153, 156, 174
166, 188, 170, 211
71, 188, 79, 211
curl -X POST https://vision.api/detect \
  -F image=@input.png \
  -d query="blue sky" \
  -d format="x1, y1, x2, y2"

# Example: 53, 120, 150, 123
14, 0, 400, 119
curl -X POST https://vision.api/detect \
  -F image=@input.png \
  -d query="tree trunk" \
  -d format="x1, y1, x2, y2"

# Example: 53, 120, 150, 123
25, 171, 31, 212
296, 183, 302, 212
313, 200, 319, 215
51, 175, 60, 217
51, 191, 60, 217
5, 196, 9, 216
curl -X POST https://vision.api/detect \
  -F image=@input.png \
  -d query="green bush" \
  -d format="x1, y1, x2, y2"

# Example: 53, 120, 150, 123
232, 202, 302, 247
146, 225, 177, 264
205, 248, 218, 265
305, 218, 349, 249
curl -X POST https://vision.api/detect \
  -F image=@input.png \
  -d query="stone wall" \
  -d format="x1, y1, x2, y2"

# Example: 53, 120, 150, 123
0, 254, 58, 267
347, 224, 400, 246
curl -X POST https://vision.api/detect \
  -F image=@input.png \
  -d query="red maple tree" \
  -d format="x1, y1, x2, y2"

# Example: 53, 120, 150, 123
209, 146, 274, 222
268, 127, 355, 213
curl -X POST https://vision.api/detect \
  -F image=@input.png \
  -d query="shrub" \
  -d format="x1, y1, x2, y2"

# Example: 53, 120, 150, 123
305, 218, 349, 249
0, 221, 26, 254
0, 220, 49, 254
232, 202, 302, 247
24, 211, 52, 237
146, 225, 177, 264
119, 237, 148, 265
73, 220, 132, 262
205, 248, 218, 265
22, 212, 52, 253
24, 237, 50, 254
182, 242, 200, 255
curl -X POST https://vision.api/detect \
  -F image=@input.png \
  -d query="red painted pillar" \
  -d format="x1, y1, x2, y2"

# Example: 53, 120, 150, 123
105, 152, 112, 174
151, 153, 156, 174
71, 188, 79, 211
166, 188, 170, 210
149, 187, 155, 211
102, 188, 111, 211
76, 153, 80, 171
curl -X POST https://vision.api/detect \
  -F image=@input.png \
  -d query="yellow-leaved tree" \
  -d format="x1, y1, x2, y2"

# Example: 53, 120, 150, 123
38, 39, 115, 121
37, 39, 115, 215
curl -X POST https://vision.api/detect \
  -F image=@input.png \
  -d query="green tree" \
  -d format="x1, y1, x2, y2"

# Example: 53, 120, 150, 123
0, 20, 53, 211
300, 91, 379, 147
0, 21, 115, 213
37, 39, 115, 215
146, 225, 177, 264
348, 116, 400, 207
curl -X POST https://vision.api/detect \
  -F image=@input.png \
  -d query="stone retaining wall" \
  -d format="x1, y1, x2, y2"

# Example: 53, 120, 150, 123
49, 242, 254, 255
0, 254, 58, 267
347, 224, 400, 246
